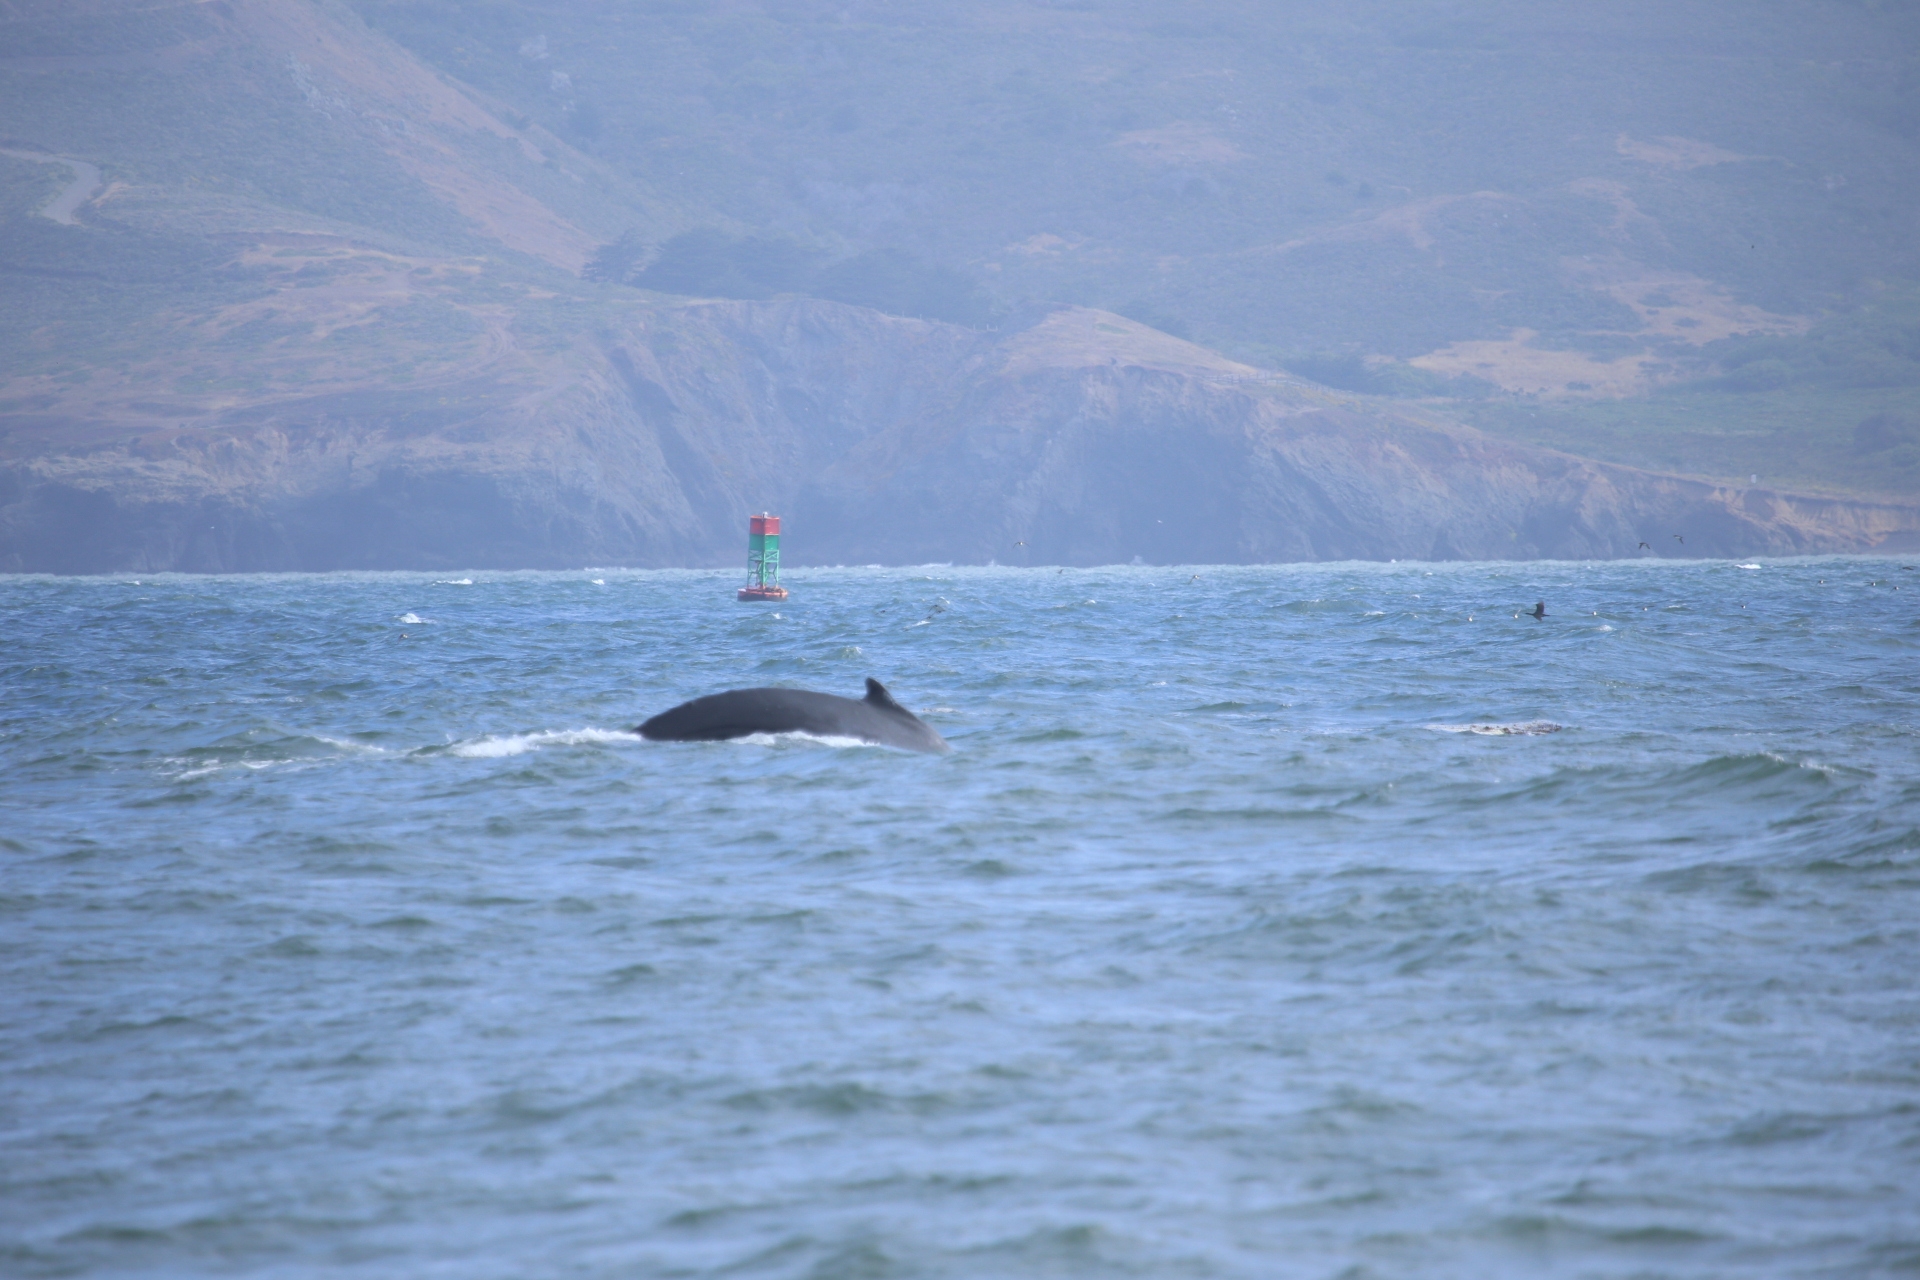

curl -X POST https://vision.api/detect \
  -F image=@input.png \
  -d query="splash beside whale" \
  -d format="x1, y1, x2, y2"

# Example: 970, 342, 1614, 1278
638, 678, 952, 755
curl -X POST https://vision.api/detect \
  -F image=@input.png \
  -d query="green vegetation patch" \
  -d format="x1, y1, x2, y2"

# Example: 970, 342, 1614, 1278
1701, 286, 1920, 392
1457, 386, 1920, 500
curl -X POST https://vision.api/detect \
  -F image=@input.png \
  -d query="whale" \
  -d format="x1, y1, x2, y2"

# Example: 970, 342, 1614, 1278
637, 678, 952, 755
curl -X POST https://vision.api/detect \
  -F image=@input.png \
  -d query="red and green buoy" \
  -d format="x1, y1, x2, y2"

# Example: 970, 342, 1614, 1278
737, 512, 788, 601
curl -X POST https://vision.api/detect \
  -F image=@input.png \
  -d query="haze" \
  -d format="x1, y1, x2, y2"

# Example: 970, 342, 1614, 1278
3, 0, 1917, 570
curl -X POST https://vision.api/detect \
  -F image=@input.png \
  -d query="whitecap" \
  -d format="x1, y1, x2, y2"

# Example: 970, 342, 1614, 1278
1362, 610, 1386, 616
436, 578, 474, 586
449, 728, 639, 759
316, 735, 389, 755
591, 578, 605, 585
398, 612, 424, 624
1737, 563, 1761, 570
730, 730, 875, 750
1427, 721, 1564, 736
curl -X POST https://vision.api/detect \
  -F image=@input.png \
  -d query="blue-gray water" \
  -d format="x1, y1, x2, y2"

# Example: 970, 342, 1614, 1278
4, 561, 1918, 1279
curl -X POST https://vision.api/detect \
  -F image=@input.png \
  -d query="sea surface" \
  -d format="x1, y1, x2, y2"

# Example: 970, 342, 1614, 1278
3, 560, 1918, 1279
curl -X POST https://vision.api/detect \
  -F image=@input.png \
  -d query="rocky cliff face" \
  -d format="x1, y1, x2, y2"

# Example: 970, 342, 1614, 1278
2, 300, 1913, 573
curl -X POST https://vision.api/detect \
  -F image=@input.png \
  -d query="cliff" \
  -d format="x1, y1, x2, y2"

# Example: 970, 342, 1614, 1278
2, 301, 1913, 572
3, 0, 1916, 571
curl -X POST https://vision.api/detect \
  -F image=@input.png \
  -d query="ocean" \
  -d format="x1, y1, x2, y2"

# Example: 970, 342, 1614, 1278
3, 560, 1917, 1279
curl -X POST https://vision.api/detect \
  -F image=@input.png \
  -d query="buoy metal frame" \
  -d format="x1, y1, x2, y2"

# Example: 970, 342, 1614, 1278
738, 512, 788, 601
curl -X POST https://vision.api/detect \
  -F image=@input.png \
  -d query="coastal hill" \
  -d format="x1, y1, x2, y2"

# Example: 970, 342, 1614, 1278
1, 0, 1916, 571
4, 295, 1911, 572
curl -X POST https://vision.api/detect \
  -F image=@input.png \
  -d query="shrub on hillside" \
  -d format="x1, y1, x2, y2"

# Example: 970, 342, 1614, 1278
811, 249, 995, 327
632, 229, 822, 299
1705, 288, 1920, 391
1854, 411, 1920, 454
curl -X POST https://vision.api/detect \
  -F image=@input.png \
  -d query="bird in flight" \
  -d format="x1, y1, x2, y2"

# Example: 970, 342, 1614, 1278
1673, 534, 1685, 544
1530, 601, 1546, 620
1638, 541, 1651, 550
1014, 540, 1027, 546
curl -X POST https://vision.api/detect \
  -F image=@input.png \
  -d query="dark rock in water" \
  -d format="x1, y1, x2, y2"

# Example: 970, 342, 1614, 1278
1, 301, 1914, 572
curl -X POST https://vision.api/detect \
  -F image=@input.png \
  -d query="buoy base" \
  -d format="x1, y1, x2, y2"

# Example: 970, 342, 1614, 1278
737, 585, 788, 601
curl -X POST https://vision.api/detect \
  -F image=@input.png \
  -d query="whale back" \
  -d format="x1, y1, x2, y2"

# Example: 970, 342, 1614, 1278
639, 679, 950, 754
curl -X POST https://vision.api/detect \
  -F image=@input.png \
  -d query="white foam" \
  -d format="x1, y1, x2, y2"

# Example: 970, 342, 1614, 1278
398, 613, 424, 624
730, 731, 874, 750
1737, 563, 1762, 570
436, 578, 474, 586
316, 735, 389, 755
1427, 721, 1564, 736
449, 728, 638, 759
591, 579, 606, 585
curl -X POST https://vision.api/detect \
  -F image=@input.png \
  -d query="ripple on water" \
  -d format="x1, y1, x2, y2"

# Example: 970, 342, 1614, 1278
0, 561, 1915, 1278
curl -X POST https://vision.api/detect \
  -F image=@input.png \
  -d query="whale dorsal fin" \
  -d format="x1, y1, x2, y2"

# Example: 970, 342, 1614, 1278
864, 677, 906, 712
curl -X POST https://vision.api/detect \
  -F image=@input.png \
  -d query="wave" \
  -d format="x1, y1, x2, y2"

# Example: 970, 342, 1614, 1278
1668, 750, 1843, 789
1461, 750, 1851, 819
446, 728, 639, 759
727, 731, 875, 750
1428, 721, 1564, 736
156, 729, 396, 779
314, 735, 390, 755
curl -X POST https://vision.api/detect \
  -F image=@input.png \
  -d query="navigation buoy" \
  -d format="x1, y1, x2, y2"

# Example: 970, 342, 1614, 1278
737, 512, 789, 601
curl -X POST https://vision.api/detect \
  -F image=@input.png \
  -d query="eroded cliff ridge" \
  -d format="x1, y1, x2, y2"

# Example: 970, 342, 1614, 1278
3, 300, 1913, 572
3, 0, 1917, 570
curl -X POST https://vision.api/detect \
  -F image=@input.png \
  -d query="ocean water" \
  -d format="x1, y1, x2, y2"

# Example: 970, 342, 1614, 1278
3, 560, 1918, 1280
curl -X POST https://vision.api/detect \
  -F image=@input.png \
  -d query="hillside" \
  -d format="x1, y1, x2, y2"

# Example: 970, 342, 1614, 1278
344, 0, 1920, 500
1, 0, 1917, 571
4, 296, 1912, 573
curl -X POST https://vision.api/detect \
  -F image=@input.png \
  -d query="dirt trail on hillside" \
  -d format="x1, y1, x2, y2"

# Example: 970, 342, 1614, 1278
0, 149, 102, 225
